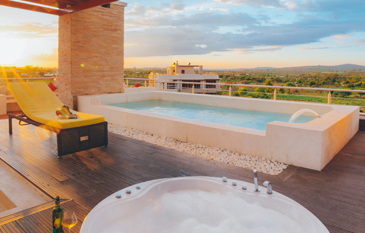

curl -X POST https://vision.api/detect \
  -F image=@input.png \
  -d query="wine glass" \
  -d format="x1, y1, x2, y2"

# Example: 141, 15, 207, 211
62, 211, 78, 233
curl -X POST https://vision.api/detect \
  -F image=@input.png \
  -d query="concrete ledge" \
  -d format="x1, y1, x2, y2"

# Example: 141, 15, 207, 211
125, 87, 156, 94
78, 92, 359, 171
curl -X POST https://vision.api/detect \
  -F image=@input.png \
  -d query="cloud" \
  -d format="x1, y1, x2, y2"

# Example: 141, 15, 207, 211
124, 0, 365, 57
32, 48, 58, 62
209, 8, 229, 12
332, 34, 351, 38
0, 23, 57, 38
214, 0, 281, 8
127, 5, 147, 16
215, 0, 365, 13
126, 12, 257, 27
236, 46, 282, 54
158, 0, 185, 12
196, 44, 208, 48
301, 46, 329, 50
354, 40, 365, 45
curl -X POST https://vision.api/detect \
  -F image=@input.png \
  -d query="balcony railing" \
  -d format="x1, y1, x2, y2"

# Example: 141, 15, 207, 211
153, 80, 365, 111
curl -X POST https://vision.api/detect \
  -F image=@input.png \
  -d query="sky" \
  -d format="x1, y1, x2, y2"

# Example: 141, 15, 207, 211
0, 0, 364, 69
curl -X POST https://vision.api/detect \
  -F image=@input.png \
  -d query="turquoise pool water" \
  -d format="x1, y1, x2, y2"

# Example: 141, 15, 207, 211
110, 100, 316, 131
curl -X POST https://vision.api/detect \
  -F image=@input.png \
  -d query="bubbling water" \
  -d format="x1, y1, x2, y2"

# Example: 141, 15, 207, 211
104, 190, 305, 233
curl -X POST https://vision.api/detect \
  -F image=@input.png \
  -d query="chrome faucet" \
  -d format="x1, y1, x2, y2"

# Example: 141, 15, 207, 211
253, 170, 260, 192
263, 181, 273, 194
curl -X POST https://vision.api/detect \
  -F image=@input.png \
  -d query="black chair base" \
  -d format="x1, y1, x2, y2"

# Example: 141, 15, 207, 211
9, 114, 108, 157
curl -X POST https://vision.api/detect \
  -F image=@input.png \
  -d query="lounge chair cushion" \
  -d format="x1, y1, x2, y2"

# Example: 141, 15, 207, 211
8, 82, 105, 129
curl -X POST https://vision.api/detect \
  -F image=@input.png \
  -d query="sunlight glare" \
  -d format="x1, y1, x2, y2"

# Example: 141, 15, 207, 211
0, 38, 25, 65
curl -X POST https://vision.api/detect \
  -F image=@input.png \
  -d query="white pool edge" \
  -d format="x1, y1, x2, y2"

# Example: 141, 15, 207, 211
78, 91, 359, 170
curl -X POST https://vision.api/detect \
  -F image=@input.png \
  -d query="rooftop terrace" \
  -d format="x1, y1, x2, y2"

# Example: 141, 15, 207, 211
0, 119, 363, 232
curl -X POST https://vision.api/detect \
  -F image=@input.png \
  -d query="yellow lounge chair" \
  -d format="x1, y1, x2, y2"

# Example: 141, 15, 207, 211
7, 82, 108, 158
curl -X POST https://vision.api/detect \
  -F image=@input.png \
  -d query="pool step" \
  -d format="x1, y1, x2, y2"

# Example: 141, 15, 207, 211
0, 199, 71, 226
359, 116, 365, 131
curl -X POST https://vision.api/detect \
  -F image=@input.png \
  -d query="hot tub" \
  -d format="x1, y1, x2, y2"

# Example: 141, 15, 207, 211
81, 176, 329, 233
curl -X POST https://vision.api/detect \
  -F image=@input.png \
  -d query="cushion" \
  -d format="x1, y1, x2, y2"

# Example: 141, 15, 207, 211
8, 82, 105, 129
48, 82, 58, 92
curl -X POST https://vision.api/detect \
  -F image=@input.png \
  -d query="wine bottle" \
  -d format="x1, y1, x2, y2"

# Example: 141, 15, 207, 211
52, 196, 64, 233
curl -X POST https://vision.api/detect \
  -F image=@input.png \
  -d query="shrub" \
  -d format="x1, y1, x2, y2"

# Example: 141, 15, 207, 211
346, 83, 355, 89
254, 87, 266, 93
333, 91, 351, 97
284, 82, 296, 87
238, 88, 248, 97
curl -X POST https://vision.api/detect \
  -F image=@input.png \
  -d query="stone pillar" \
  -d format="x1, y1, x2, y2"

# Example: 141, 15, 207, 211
58, 2, 127, 109
199, 66, 203, 75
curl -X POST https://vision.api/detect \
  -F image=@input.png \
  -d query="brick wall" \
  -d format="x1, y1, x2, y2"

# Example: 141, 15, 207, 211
59, 3, 125, 109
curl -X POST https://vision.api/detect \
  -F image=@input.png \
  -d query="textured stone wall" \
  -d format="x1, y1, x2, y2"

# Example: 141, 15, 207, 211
59, 3, 125, 109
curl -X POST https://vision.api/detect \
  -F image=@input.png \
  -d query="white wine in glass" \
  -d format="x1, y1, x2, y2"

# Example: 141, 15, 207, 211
62, 211, 78, 233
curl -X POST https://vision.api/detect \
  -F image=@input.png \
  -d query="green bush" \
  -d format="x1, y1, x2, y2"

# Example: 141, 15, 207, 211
333, 91, 351, 97
346, 83, 355, 89
255, 87, 266, 93
237, 88, 248, 97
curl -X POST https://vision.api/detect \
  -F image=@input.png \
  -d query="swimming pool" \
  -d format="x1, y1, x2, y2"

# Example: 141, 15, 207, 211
78, 91, 359, 170
111, 100, 315, 131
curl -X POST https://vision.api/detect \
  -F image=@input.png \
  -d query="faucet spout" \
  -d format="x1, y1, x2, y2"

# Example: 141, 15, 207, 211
253, 170, 260, 192
263, 181, 273, 194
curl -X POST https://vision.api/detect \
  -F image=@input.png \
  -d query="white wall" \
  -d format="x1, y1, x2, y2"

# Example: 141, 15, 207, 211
125, 87, 156, 94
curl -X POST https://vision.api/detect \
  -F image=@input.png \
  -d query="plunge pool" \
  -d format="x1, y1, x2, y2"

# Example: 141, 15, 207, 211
110, 100, 315, 131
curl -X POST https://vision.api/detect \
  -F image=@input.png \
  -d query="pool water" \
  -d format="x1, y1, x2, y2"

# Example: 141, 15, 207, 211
110, 100, 316, 131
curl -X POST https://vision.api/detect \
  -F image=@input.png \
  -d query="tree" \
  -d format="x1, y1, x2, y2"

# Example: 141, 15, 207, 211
346, 83, 355, 89
355, 82, 362, 87
237, 88, 248, 97
265, 79, 273, 86
284, 82, 296, 87
309, 81, 316, 86
255, 87, 266, 93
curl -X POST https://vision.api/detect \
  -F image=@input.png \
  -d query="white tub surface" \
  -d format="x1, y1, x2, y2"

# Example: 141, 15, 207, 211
81, 177, 329, 233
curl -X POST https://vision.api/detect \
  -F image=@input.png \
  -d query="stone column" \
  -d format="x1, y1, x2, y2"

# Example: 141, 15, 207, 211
58, 2, 127, 109
199, 66, 203, 75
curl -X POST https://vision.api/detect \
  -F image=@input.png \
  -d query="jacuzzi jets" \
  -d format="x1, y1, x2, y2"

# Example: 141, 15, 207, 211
80, 176, 329, 233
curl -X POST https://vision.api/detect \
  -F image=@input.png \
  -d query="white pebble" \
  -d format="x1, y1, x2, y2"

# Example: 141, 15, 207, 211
108, 123, 288, 176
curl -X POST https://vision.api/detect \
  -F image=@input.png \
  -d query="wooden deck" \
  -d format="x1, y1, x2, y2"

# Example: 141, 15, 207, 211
0, 120, 364, 233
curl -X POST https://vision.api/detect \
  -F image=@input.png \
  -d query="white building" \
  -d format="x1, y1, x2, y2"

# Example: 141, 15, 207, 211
149, 61, 221, 94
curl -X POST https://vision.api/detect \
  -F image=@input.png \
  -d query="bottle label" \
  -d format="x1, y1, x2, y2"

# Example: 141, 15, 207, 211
54, 218, 61, 229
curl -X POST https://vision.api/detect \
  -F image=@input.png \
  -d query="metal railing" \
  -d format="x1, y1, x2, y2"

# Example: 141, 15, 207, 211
0, 77, 57, 81
0, 77, 58, 99
124, 78, 152, 87
153, 81, 365, 107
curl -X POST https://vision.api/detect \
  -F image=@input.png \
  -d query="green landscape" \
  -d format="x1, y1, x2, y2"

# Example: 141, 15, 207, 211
125, 65, 365, 111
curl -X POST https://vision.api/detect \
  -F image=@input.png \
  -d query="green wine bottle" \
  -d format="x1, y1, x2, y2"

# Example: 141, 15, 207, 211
52, 196, 64, 233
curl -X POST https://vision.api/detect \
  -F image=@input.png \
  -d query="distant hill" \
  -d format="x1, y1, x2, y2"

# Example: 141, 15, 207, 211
128, 64, 365, 72
223, 64, 365, 72
273, 64, 365, 72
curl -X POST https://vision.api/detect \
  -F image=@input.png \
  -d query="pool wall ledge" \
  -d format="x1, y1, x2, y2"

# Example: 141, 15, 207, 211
78, 92, 359, 171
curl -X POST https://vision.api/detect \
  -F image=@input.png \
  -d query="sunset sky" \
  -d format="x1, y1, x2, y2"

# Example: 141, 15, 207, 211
0, 0, 364, 69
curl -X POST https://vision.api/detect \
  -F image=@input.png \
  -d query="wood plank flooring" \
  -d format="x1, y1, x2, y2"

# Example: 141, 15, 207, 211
0, 120, 364, 232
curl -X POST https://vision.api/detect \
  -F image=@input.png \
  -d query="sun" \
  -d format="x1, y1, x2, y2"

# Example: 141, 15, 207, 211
0, 38, 25, 65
